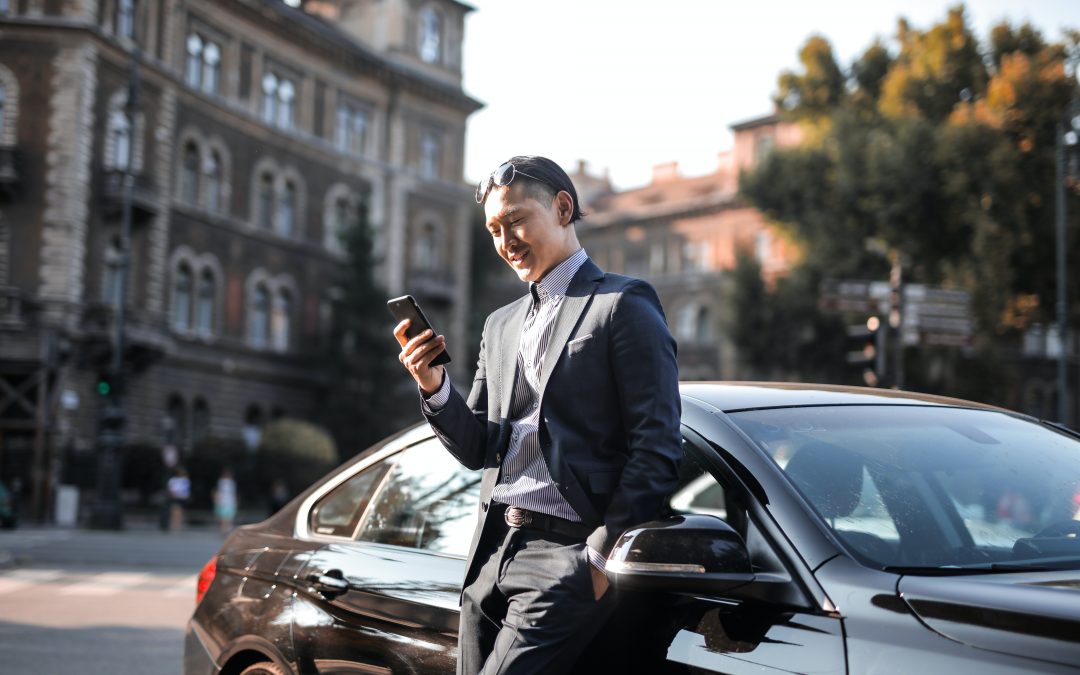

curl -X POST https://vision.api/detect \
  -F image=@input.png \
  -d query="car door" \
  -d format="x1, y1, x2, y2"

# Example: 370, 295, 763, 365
291, 437, 479, 675
580, 426, 847, 675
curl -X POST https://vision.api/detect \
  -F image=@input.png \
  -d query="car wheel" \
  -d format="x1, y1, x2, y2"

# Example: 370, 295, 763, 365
239, 662, 287, 675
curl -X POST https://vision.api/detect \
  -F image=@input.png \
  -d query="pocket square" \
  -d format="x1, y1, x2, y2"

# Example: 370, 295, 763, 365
567, 334, 593, 354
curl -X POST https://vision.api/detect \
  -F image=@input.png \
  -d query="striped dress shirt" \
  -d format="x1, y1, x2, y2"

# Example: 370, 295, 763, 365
425, 248, 607, 570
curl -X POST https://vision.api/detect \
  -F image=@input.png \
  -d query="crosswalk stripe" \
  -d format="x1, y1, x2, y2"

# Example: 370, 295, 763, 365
0, 570, 64, 596
163, 576, 197, 598
58, 572, 152, 596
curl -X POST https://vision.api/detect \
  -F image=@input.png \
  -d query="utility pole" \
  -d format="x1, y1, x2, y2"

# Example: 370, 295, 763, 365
888, 251, 904, 390
89, 45, 141, 529
1055, 97, 1078, 425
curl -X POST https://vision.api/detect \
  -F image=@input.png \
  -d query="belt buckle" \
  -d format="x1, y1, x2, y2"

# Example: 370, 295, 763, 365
504, 507, 531, 528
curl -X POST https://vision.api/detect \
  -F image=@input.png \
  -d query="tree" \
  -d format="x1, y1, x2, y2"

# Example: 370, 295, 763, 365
740, 6, 1080, 400
318, 206, 414, 461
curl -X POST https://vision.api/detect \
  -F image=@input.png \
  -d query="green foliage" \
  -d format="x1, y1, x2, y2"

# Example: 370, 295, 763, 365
317, 204, 414, 460
258, 418, 338, 493
730, 252, 849, 383
741, 6, 1080, 395
775, 35, 846, 116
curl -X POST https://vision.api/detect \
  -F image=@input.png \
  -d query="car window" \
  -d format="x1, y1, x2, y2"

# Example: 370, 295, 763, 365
309, 460, 390, 537
667, 450, 729, 521
356, 438, 481, 557
730, 405, 1080, 570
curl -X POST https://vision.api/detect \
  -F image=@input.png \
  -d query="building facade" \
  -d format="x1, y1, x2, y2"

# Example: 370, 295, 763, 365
573, 114, 801, 380
0, 0, 481, 519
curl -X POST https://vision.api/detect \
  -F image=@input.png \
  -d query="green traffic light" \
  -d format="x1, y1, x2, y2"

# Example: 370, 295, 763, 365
97, 381, 111, 396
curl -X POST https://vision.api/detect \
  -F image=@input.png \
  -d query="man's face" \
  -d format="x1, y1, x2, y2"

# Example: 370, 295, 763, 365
483, 183, 573, 283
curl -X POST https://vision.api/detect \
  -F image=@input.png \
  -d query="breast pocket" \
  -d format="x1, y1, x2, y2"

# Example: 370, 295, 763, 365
566, 334, 594, 356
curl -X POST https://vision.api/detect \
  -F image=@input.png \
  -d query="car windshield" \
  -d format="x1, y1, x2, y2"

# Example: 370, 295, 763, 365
729, 405, 1080, 572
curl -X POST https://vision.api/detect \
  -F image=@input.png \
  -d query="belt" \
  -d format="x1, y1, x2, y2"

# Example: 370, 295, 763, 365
501, 505, 592, 540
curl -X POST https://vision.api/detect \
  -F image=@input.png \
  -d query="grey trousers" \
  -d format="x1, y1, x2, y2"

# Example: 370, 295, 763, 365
457, 520, 617, 675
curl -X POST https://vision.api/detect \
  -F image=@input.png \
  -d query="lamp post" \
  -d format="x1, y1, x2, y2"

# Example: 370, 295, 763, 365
89, 45, 141, 529
1054, 96, 1079, 426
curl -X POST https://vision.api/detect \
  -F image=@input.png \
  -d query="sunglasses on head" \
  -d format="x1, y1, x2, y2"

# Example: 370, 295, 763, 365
475, 161, 548, 204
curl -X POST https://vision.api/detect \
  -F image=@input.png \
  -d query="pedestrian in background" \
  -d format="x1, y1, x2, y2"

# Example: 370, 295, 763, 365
213, 467, 237, 534
167, 467, 191, 532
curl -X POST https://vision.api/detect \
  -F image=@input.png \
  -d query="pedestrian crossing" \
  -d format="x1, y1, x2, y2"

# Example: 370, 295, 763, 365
0, 567, 196, 599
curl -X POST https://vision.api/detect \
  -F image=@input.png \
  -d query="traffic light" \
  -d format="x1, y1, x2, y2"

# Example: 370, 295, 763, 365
96, 376, 112, 397
846, 316, 887, 386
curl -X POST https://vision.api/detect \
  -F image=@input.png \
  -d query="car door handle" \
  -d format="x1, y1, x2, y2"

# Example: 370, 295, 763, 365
307, 569, 349, 598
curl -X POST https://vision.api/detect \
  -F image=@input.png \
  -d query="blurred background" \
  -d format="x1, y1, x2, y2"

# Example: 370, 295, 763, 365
0, 0, 1076, 531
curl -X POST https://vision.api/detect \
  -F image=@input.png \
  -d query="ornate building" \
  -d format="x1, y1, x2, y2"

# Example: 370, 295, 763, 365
573, 113, 802, 380
0, 0, 481, 519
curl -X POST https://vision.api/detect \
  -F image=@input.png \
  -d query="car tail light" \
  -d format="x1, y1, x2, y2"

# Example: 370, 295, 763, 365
196, 557, 217, 605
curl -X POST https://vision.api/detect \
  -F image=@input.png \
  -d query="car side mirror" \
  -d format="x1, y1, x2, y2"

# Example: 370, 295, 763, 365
605, 515, 755, 594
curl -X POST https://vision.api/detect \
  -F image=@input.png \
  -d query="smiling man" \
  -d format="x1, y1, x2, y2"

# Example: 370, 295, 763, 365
394, 155, 682, 675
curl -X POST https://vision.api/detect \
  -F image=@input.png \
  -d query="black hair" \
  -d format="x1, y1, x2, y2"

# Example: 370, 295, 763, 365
494, 155, 585, 224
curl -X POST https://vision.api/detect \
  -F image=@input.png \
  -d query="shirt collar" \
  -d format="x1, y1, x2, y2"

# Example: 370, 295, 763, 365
532, 248, 588, 303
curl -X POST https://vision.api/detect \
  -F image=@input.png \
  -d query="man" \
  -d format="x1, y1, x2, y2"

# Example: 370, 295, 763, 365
394, 156, 682, 675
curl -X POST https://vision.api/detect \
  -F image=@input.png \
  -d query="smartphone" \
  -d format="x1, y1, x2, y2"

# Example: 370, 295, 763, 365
387, 295, 452, 366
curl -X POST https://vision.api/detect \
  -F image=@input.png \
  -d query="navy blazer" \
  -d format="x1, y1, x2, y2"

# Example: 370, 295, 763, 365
424, 258, 683, 591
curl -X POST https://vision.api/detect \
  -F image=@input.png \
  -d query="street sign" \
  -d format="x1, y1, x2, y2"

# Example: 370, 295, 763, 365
822, 279, 973, 347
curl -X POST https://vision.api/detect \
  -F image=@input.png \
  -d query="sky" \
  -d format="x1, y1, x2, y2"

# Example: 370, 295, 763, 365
460, 0, 1076, 190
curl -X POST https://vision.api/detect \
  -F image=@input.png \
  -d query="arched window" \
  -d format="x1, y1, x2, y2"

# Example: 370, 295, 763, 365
196, 268, 215, 336
336, 103, 369, 155
103, 236, 123, 306
277, 79, 295, 129
257, 172, 274, 229
414, 223, 440, 269
329, 197, 352, 253
278, 180, 296, 237
261, 72, 278, 124
191, 398, 210, 445
272, 288, 291, 352
420, 130, 440, 179
419, 8, 442, 64
180, 142, 199, 204
165, 394, 187, 450
116, 0, 136, 40
172, 262, 193, 331
185, 34, 203, 87
109, 110, 131, 170
676, 303, 697, 343
249, 283, 270, 348
262, 71, 297, 130
696, 306, 711, 343
202, 42, 221, 94
204, 149, 222, 213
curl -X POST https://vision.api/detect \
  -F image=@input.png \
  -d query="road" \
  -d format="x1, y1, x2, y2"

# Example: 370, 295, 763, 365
0, 525, 224, 675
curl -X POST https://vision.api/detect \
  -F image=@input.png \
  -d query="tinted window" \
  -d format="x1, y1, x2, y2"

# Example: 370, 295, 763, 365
310, 461, 389, 537
730, 406, 1080, 570
357, 439, 481, 557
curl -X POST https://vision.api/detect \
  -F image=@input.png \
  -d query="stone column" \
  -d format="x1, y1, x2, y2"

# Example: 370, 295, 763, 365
39, 43, 98, 329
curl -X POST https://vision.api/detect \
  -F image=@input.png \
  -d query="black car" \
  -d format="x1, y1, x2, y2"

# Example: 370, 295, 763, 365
185, 383, 1080, 675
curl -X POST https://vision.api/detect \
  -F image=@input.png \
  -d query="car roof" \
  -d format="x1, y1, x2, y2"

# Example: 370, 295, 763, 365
679, 381, 1005, 414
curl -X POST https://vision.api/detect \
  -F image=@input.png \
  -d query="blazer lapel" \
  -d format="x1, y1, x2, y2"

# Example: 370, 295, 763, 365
538, 259, 604, 399
498, 294, 532, 419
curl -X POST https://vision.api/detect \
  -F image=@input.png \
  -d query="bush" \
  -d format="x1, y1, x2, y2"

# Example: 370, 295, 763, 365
257, 418, 338, 496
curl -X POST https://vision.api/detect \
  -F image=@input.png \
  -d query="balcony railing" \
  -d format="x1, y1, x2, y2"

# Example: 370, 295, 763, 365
101, 169, 159, 219
0, 286, 32, 328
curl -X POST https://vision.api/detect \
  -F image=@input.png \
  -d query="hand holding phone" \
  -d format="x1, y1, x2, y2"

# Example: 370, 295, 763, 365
388, 295, 451, 394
